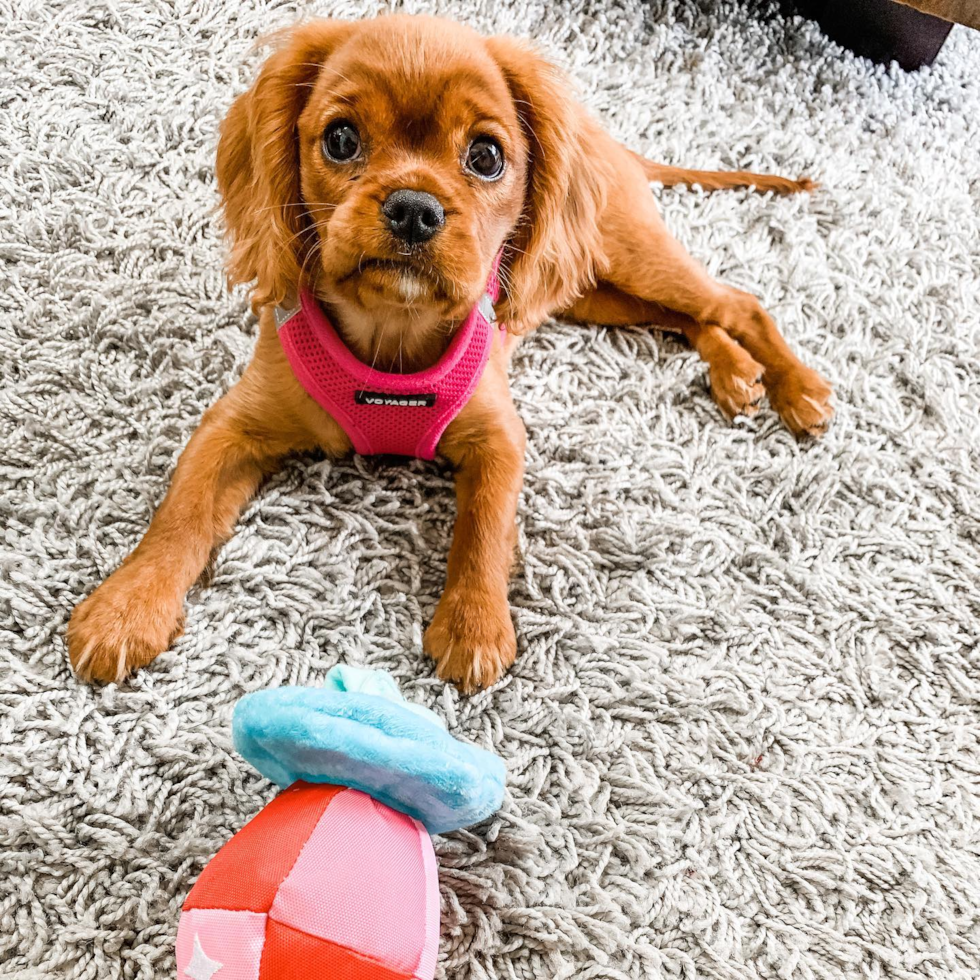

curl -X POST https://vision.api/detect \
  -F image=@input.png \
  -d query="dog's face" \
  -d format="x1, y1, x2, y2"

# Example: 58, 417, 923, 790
296, 18, 527, 320
217, 15, 603, 334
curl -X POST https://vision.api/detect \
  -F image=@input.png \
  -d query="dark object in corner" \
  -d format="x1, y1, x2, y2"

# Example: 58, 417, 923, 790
798, 0, 953, 70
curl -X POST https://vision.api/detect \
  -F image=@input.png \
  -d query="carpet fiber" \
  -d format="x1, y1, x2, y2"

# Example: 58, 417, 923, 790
3, 1, 980, 977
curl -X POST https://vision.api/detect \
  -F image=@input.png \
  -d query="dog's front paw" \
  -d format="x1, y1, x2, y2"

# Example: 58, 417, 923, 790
68, 563, 184, 684
767, 366, 834, 438
424, 586, 516, 694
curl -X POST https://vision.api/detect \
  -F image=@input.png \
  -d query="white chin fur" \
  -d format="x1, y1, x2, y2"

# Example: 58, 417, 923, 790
395, 271, 424, 304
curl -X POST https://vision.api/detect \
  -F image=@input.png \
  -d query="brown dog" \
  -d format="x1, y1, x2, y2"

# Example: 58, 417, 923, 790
68, 14, 833, 691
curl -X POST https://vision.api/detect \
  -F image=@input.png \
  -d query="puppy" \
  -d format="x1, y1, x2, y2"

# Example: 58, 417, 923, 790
68, 14, 832, 691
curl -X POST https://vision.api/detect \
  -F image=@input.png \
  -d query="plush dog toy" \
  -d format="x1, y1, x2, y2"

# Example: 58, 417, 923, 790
175, 666, 505, 980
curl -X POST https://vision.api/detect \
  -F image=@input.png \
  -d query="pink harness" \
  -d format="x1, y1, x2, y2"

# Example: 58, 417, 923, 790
275, 259, 501, 460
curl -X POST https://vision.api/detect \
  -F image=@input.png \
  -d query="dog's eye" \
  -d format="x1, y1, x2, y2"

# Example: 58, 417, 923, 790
323, 120, 361, 163
466, 137, 504, 180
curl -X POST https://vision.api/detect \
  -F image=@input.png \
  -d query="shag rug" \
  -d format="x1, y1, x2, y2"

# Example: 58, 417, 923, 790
3, 0, 980, 977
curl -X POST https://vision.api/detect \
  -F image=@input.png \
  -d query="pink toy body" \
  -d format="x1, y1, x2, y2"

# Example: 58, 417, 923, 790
176, 781, 439, 980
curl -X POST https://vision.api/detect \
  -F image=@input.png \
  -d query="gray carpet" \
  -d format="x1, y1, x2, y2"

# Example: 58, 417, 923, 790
3, 0, 980, 977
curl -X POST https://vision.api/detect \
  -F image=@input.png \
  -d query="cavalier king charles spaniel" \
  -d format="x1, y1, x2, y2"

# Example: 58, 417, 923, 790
69, 15, 832, 691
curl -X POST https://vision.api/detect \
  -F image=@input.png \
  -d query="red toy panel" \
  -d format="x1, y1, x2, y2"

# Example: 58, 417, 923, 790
184, 782, 343, 913
260, 919, 412, 980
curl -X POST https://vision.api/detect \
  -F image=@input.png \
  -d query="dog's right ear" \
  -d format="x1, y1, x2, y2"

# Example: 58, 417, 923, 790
216, 20, 354, 310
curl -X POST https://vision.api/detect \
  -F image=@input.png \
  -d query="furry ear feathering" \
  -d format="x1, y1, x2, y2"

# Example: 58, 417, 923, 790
482, 36, 608, 334
216, 22, 356, 312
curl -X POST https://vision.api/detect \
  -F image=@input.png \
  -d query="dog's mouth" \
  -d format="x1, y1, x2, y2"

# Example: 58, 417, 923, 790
362, 257, 413, 274
337, 255, 426, 282
335, 253, 455, 307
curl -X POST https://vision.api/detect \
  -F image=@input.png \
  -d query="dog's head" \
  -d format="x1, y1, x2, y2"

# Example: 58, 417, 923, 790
217, 15, 604, 336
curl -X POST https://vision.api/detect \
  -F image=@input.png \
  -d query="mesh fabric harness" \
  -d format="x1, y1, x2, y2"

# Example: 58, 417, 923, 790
275, 255, 502, 460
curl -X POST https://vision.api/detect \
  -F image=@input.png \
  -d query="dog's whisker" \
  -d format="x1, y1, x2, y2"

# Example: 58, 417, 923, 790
248, 202, 338, 216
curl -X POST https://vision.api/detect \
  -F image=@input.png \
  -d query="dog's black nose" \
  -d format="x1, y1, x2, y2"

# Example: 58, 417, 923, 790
382, 189, 445, 244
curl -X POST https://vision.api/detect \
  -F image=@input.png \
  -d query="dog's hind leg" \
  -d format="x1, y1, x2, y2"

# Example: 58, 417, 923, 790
561, 283, 766, 421
573, 154, 833, 437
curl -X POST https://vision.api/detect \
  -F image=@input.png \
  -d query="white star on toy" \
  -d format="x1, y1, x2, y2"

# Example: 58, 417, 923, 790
185, 934, 223, 980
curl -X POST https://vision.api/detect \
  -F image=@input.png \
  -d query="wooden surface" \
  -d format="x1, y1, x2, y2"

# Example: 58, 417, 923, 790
894, 0, 980, 29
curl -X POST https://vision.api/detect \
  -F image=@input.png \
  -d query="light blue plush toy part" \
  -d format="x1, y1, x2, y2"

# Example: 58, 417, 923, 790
321, 664, 447, 729
232, 666, 506, 835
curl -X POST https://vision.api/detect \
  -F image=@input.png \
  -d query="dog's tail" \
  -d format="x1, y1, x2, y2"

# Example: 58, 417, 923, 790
634, 154, 817, 195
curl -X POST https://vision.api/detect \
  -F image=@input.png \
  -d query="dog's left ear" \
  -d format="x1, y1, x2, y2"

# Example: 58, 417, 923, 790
486, 37, 607, 335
